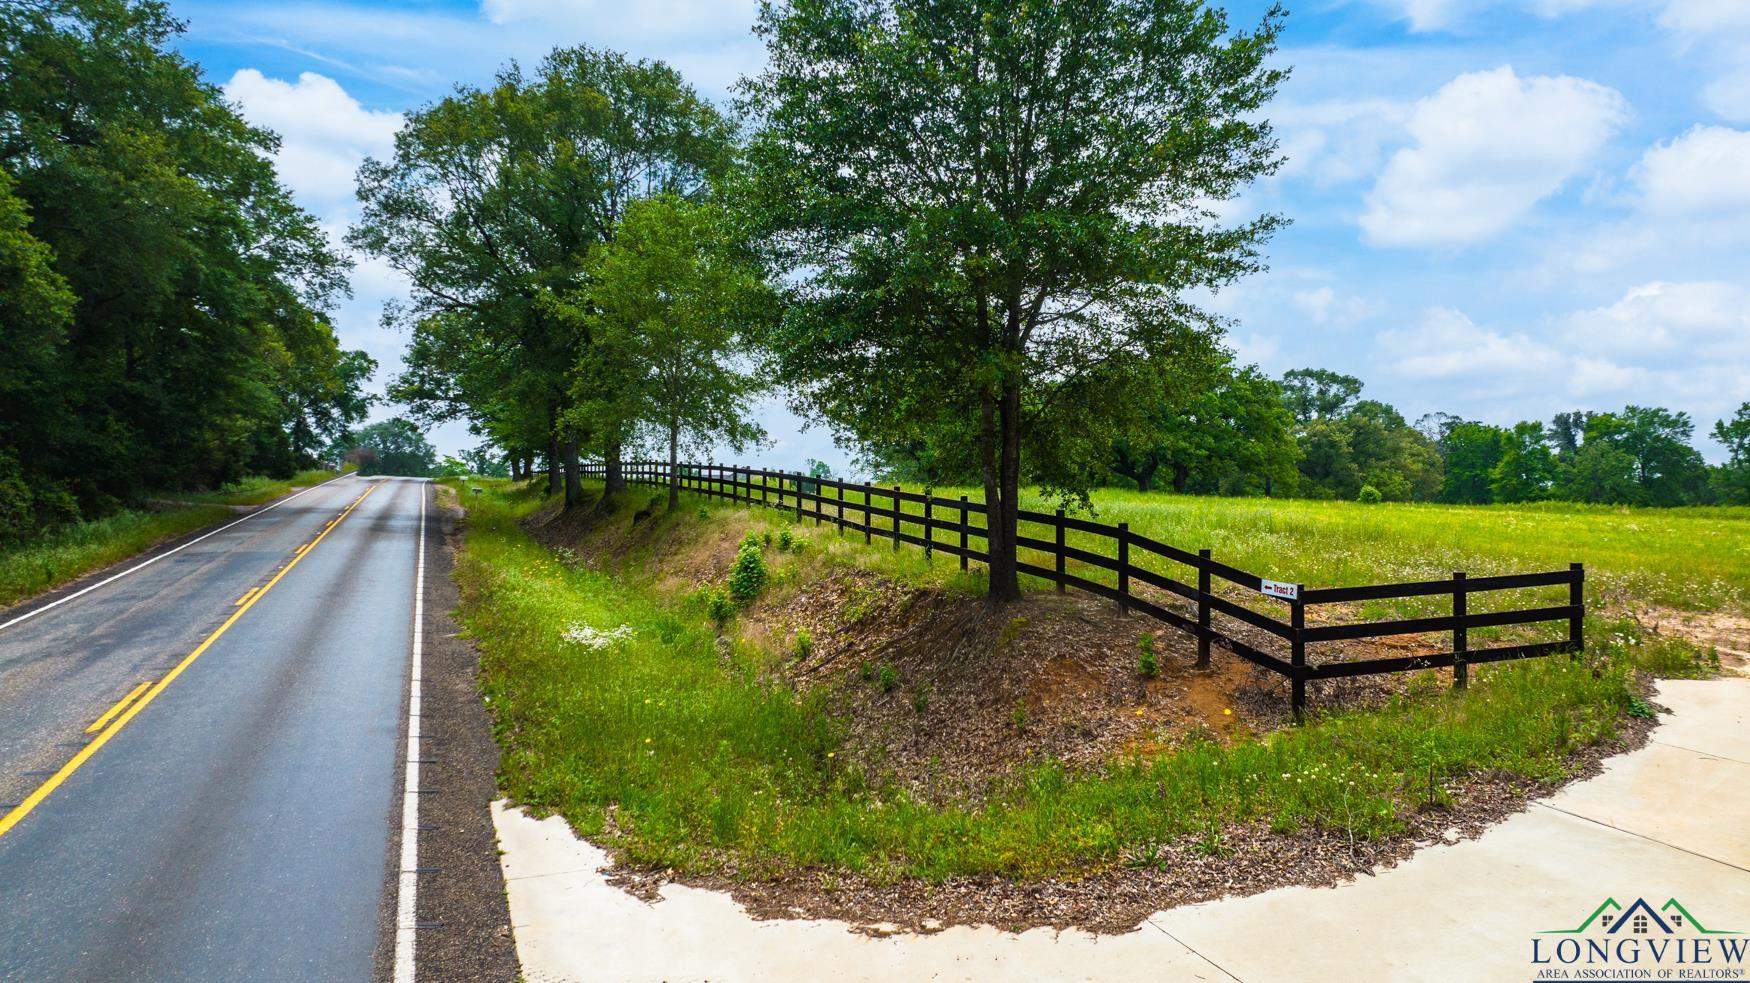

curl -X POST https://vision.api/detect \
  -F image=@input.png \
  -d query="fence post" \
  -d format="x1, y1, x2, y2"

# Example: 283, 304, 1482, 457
863, 482, 871, 545
793, 472, 803, 522
959, 496, 969, 571
922, 492, 933, 560
892, 486, 901, 551
1453, 571, 1468, 691
761, 469, 769, 509
1291, 591, 1306, 722
1196, 548, 1212, 670
812, 475, 821, 526
1054, 509, 1066, 593
836, 480, 845, 535
1116, 522, 1130, 615
1569, 562, 1585, 653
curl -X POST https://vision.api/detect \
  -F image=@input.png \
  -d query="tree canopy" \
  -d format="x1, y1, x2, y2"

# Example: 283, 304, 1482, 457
741, 0, 1287, 599
0, 0, 372, 539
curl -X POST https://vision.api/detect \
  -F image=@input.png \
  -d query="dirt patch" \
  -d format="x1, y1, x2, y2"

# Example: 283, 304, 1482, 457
1631, 605, 1750, 674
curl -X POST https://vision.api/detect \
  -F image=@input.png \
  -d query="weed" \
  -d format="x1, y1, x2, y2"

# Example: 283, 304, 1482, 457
728, 534, 768, 603
859, 660, 874, 682
794, 629, 813, 660
1626, 695, 1657, 718
876, 664, 898, 693
1137, 633, 1159, 679
703, 588, 735, 626
777, 529, 796, 552
1010, 699, 1029, 732
912, 681, 930, 713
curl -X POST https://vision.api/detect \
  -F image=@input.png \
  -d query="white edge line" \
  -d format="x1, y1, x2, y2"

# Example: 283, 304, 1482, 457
0, 471, 357, 636
393, 479, 428, 983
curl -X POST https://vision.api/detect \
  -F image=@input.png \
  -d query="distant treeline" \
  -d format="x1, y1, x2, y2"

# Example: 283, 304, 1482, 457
869, 365, 1750, 507
0, 1, 374, 543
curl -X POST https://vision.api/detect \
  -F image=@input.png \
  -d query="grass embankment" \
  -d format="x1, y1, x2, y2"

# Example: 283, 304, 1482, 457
0, 469, 339, 609
459, 479, 1713, 883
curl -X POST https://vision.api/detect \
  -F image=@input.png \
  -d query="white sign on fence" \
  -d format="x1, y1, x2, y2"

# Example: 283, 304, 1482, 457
1259, 579, 1299, 601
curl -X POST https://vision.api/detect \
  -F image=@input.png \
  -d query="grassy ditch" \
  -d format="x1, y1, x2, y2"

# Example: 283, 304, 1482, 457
0, 469, 339, 609
459, 480, 1712, 884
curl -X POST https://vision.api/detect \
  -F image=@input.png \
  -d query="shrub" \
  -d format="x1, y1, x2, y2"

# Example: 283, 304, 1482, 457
876, 664, 898, 692
911, 681, 930, 713
728, 534, 768, 602
793, 629, 813, 659
1357, 484, 1383, 504
1010, 699, 1028, 731
704, 589, 736, 625
1137, 633, 1159, 678
777, 529, 796, 552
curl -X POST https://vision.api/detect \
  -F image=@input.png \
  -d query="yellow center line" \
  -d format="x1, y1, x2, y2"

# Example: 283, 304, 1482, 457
0, 481, 382, 840
234, 587, 260, 607
85, 682, 152, 734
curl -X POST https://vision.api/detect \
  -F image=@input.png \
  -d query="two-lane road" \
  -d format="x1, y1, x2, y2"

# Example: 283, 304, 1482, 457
0, 474, 430, 981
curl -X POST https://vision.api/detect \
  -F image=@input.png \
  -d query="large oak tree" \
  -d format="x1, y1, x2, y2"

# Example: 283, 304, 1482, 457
741, 0, 1287, 600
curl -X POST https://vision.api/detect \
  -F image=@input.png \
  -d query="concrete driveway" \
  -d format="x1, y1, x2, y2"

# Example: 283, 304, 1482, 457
494, 677, 1750, 982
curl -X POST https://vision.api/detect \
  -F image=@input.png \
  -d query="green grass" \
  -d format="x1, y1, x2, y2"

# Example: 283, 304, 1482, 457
0, 469, 337, 610
726, 476, 1749, 613
460, 480, 1711, 883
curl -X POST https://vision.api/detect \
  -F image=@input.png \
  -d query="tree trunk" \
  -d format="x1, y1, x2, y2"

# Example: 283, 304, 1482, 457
546, 433, 561, 497
599, 437, 625, 510
667, 420, 681, 512
509, 455, 521, 481
988, 377, 1023, 602
563, 438, 582, 507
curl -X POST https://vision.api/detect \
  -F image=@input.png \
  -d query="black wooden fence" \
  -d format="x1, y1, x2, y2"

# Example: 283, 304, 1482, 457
583, 460, 1585, 717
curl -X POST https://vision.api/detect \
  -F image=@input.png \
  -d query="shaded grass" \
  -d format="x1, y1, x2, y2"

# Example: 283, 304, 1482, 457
0, 470, 338, 610
462, 480, 1696, 882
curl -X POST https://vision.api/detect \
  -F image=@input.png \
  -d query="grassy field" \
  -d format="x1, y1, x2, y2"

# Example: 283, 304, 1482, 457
0, 469, 339, 610
720, 476, 1750, 613
459, 479, 1715, 883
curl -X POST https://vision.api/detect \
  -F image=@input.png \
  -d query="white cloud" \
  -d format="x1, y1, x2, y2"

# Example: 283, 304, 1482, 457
1702, 59, 1750, 121
1562, 280, 1750, 359
1273, 98, 1410, 186
224, 69, 403, 214
1631, 125, 1750, 215
1360, 67, 1627, 247
1292, 286, 1384, 325
1379, 307, 1565, 379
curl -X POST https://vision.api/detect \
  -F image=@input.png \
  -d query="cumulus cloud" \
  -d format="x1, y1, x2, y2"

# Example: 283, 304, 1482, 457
1379, 308, 1565, 380
1562, 280, 1750, 360
224, 69, 403, 215
1631, 125, 1750, 215
1273, 98, 1410, 187
1359, 67, 1627, 247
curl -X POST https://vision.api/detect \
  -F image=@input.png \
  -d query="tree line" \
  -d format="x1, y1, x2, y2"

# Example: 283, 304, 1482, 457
0, 0, 374, 543
1099, 366, 1750, 507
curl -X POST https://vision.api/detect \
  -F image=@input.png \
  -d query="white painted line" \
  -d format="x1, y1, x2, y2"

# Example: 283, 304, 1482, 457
393, 480, 429, 983
0, 472, 356, 636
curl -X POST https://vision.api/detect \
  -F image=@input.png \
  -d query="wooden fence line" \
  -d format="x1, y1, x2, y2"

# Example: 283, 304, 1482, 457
583, 460, 1585, 718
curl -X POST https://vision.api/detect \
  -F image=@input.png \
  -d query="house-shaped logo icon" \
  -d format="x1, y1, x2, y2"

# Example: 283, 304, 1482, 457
1540, 897, 1742, 936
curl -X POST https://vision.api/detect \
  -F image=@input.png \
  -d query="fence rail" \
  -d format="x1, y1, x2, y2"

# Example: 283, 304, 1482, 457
584, 460, 1586, 717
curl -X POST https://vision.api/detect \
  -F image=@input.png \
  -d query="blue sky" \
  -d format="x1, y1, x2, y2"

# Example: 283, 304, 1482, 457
172, 0, 1750, 470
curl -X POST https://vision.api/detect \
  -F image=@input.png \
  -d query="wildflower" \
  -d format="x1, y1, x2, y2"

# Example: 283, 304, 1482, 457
1223, 708, 1233, 716
827, 752, 836, 759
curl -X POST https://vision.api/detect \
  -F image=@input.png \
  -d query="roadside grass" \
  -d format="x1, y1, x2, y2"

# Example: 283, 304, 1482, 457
460, 480, 1704, 883
0, 469, 338, 610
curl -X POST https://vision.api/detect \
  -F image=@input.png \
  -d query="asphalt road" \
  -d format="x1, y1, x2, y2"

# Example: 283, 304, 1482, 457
0, 474, 427, 981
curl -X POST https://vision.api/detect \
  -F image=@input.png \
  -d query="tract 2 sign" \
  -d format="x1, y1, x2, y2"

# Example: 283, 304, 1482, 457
1259, 579, 1300, 601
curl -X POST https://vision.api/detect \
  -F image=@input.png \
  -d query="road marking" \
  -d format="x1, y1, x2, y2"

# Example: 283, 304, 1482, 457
393, 480, 429, 983
0, 472, 356, 637
0, 482, 381, 841
234, 587, 259, 607
85, 682, 151, 734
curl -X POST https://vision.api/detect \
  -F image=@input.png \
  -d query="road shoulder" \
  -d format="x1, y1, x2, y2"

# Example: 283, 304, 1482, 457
393, 486, 520, 981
